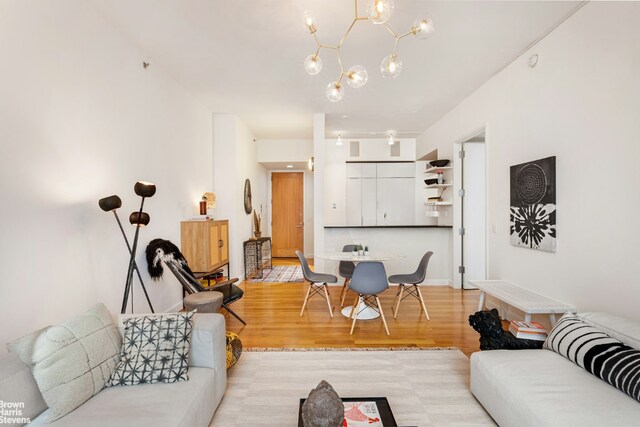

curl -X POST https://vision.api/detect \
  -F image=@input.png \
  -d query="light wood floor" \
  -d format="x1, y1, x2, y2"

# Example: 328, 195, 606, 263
221, 258, 483, 357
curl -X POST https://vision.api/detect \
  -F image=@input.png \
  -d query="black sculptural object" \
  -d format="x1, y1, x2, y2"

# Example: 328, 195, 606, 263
468, 308, 543, 351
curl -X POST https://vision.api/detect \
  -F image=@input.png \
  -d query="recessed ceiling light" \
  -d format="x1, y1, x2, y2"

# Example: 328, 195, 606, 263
342, 115, 348, 119
286, 164, 294, 168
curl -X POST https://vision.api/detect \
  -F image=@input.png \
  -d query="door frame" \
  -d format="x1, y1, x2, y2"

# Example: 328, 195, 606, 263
452, 125, 490, 289
268, 170, 306, 257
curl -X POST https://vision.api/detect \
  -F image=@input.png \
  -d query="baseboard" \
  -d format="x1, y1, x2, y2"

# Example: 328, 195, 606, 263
165, 301, 184, 313
327, 279, 452, 287
388, 279, 451, 286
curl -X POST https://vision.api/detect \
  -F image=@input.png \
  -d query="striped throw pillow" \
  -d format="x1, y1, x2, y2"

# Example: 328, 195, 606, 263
544, 313, 640, 402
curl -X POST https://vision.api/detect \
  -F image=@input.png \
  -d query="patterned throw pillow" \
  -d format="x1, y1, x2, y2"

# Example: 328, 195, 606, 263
108, 311, 195, 387
544, 313, 640, 402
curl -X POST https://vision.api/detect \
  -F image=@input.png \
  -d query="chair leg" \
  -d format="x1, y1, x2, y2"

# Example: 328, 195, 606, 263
323, 283, 334, 318
222, 304, 247, 325
339, 278, 350, 307
300, 282, 312, 316
376, 296, 390, 335
350, 296, 361, 335
393, 284, 404, 319
415, 285, 430, 320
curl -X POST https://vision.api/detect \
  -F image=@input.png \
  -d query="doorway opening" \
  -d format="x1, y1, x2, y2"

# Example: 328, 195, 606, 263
453, 130, 487, 290
271, 172, 304, 257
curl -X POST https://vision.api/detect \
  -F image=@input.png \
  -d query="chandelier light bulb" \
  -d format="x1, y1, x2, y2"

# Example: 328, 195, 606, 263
336, 135, 343, 146
380, 54, 403, 78
302, 11, 318, 34
388, 134, 395, 145
413, 17, 435, 39
366, 0, 394, 24
346, 65, 368, 89
304, 54, 323, 75
326, 82, 345, 102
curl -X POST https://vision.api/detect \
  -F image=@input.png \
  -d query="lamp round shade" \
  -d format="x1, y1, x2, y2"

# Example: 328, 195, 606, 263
98, 195, 122, 212
129, 211, 150, 226
134, 181, 156, 198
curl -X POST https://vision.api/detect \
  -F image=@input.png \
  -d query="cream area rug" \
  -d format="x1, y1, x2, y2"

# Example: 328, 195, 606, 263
210, 349, 495, 426
249, 265, 304, 283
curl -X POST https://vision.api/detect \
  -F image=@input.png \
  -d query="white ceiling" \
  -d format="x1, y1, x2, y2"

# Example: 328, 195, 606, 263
93, 1, 581, 139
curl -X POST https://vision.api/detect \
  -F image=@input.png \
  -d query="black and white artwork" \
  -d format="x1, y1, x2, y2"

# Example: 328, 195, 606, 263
510, 156, 556, 252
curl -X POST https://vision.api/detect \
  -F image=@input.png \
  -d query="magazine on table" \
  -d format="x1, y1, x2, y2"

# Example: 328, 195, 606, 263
343, 401, 383, 427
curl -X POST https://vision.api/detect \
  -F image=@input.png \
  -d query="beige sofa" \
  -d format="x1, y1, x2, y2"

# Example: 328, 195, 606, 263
470, 312, 640, 426
0, 313, 227, 426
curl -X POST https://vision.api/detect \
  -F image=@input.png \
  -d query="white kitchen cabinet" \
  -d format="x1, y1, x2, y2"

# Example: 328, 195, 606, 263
376, 162, 415, 178
346, 163, 361, 178
376, 177, 415, 225
345, 162, 416, 226
362, 163, 377, 178
361, 178, 377, 225
347, 162, 376, 178
346, 178, 362, 226
346, 178, 377, 226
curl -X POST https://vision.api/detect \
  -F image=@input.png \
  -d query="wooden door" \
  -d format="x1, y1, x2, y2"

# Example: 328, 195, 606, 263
272, 172, 304, 257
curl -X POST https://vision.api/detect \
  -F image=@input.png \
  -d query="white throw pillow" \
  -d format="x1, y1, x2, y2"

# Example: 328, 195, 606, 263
8, 303, 122, 422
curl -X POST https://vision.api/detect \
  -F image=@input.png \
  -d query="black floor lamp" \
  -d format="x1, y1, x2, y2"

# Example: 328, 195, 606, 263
99, 180, 156, 314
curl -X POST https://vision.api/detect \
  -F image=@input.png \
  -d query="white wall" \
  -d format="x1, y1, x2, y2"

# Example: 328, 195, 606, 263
0, 1, 214, 347
416, 2, 640, 319
257, 139, 313, 163
213, 114, 268, 279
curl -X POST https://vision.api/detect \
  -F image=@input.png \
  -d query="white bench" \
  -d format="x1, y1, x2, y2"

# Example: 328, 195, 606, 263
469, 280, 576, 325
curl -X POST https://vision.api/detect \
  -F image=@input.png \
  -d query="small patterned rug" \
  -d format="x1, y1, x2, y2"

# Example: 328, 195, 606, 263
249, 265, 304, 283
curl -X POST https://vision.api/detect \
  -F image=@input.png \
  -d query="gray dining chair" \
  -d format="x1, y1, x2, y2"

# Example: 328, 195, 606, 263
296, 250, 338, 317
348, 262, 390, 335
339, 244, 357, 307
388, 251, 433, 319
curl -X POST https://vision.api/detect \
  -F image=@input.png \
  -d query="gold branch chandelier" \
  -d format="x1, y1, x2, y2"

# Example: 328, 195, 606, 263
303, 0, 435, 102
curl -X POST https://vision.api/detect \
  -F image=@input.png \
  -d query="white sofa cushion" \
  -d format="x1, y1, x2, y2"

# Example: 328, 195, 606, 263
8, 303, 121, 422
30, 367, 217, 427
579, 312, 640, 349
470, 349, 640, 427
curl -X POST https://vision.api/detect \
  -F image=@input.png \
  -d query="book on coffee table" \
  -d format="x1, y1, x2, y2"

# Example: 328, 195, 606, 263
298, 397, 398, 427
343, 401, 382, 426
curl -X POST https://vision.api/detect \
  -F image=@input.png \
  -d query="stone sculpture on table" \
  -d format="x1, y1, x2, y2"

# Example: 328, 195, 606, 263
301, 380, 344, 427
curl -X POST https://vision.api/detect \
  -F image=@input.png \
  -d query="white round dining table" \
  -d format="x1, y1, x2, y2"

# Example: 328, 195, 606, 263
315, 252, 404, 320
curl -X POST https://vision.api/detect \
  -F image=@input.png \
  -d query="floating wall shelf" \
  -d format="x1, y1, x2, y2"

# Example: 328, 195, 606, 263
425, 183, 452, 189
425, 166, 452, 174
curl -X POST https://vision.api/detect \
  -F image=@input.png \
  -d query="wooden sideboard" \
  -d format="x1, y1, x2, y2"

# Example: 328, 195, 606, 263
180, 220, 229, 274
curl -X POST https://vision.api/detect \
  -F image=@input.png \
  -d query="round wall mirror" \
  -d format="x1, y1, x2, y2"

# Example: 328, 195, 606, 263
243, 179, 252, 214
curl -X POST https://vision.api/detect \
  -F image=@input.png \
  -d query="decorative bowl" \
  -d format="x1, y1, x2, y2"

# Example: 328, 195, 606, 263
424, 178, 439, 186
429, 159, 450, 168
